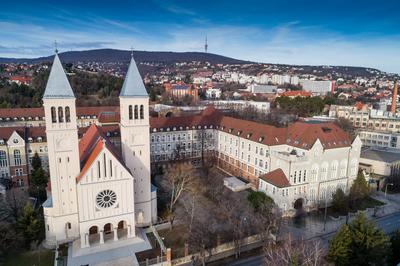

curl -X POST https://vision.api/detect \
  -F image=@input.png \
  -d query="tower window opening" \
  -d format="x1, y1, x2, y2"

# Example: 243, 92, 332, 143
65, 106, 71, 122
129, 105, 133, 120
58, 107, 64, 122
140, 105, 144, 119
134, 105, 138, 119
51, 107, 57, 123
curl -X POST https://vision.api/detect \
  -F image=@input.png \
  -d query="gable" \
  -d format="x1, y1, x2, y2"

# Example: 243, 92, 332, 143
6, 131, 25, 146
77, 143, 133, 185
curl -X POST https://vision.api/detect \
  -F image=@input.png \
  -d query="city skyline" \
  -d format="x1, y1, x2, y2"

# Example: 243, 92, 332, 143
1, 0, 400, 73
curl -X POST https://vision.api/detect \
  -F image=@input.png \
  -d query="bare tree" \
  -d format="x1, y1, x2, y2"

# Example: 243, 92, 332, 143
217, 191, 253, 258
264, 235, 327, 266
164, 162, 198, 229
188, 213, 218, 266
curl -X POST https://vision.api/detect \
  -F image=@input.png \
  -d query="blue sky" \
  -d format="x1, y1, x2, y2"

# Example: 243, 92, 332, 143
1, 0, 400, 73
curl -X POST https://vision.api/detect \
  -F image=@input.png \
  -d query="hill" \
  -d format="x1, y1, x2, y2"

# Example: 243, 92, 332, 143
0, 49, 250, 65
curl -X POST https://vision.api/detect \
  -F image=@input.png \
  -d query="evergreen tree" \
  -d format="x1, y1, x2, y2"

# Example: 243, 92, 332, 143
331, 188, 349, 214
349, 213, 390, 265
29, 153, 48, 201
327, 225, 352, 266
349, 172, 369, 205
328, 213, 390, 265
16, 203, 43, 247
390, 230, 400, 265
31, 152, 42, 170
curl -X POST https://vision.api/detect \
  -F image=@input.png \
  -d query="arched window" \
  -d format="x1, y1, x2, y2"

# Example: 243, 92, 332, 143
65, 106, 71, 122
129, 105, 133, 120
14, 150, 21, 166
51, 107, 57, 123
58, 107, 64, 123
0, 150, 7, 167
134, 105, 138, 119
140, 105, 144, 119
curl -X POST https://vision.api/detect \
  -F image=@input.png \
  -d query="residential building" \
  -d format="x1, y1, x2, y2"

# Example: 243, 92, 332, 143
300, 80, 335, 95
164, 82, 199, 102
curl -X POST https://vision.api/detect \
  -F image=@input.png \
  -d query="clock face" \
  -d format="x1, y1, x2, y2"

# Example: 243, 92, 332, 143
96, 190, 117, 208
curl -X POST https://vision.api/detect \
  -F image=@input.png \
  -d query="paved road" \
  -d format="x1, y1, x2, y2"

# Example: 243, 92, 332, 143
228, 212, 400, 266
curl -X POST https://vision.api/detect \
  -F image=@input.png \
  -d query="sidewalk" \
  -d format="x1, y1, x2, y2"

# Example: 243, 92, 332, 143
280, 192, 400, 241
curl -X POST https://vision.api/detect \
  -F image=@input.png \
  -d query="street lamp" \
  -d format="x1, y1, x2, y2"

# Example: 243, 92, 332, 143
160, 237, 165, 263
385, 183, 394, 198
323, 197, 328, 231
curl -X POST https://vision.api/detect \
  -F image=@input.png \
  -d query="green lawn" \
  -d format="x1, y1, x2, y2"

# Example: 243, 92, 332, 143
4, 249, 54, 266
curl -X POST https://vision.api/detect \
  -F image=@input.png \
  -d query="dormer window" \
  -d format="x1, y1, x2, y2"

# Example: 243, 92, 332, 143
237, 131, 242, 136
246, 133, 252, 139
229, 128, 233, 133
37, 137, 42, 142
258, 137, 264, 142
167, 128, 170, 131
28, 137, 33, 143
153, 128, 157, 132
173, 127, 176, 131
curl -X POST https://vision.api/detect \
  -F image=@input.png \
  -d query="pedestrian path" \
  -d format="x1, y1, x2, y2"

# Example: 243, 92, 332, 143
280, 192, 400, 241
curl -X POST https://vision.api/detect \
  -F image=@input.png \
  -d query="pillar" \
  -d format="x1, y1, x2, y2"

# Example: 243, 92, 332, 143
81, 233, 89, 248
128, 225, 132, 238
114, 228, 118, 241
85, 233, 90, 248
166, 248, 172, 262
100, 230, 104, 244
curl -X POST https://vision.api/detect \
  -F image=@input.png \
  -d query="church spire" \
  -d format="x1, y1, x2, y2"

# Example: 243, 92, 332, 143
43, 52, 75, 99
119, 54, 148, 98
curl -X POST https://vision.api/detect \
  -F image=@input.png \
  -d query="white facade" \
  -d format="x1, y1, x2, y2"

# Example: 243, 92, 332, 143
258, 138, 361, 212
42, 53, 156, 256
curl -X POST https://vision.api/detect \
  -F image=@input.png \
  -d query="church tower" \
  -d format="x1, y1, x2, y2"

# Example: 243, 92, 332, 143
43, 52, 80, 245
119, 55, 154, 226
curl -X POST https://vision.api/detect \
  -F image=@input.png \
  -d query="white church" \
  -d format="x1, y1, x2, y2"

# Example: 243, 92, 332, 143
42, 52, 157, 265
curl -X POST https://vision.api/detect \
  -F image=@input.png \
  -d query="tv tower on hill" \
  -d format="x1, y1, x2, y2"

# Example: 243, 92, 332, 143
204, 35, 208, 53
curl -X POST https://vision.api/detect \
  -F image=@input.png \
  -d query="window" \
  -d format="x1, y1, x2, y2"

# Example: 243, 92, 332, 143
17, 179, 24, 187
140, 105, 144, 119
15, 168, 22, 176
0, 150, 7, 167
51, 107, 57, 123
129, 105, 133, 120
97, 161, 101, 178
14, 150, 21, 166
65, 106, 71, 122
134, 105, 138, 119
58, 106, 64, 122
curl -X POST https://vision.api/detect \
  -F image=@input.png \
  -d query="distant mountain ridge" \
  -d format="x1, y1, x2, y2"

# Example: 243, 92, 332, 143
0, 49, 251, 65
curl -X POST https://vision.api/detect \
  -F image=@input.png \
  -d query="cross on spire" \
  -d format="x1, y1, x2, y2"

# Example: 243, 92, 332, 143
130, 46, 134, 58
54, 40, 58, 54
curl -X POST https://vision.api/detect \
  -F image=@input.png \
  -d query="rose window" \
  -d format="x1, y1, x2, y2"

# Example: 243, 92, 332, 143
96, 190, 117, 208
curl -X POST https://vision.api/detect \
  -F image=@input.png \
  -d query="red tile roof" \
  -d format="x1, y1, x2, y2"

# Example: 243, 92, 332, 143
279, 90, 311, 97
76, 124, 125, 182
150, 108, 352, 150
260, 168, 290, 188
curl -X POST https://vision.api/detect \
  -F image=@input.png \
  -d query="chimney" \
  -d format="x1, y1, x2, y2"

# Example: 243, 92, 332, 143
391, 81, 398, 114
